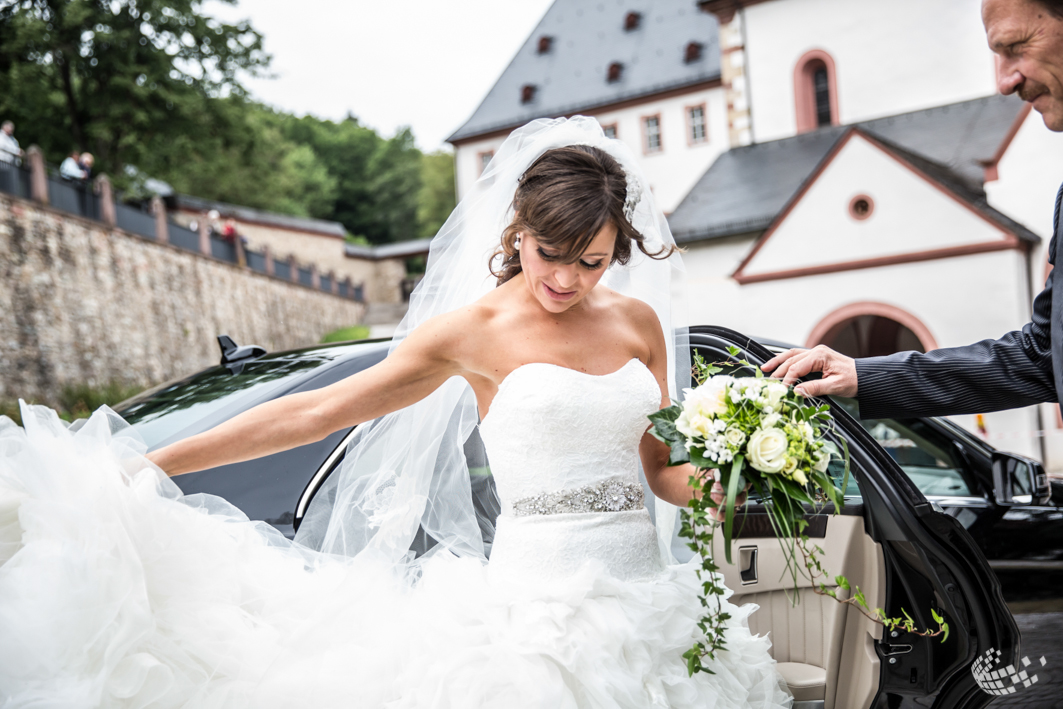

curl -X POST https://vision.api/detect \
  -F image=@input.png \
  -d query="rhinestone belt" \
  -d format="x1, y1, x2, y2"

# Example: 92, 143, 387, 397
512, 479, 645, 517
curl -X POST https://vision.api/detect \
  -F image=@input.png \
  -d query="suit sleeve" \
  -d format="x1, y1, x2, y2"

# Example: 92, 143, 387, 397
854, 186, 1063, 420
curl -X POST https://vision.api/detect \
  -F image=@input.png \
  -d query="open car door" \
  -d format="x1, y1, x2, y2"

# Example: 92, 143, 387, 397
680, 326, 1019, 709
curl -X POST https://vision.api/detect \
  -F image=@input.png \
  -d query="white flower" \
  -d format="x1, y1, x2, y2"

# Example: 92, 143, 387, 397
797, 421, 816, 443
813, 451, 831, 473
724, 426, 746, 447
764, 382, 788, 411
792, 469, 809, 486
747, 428, 789, 474
677, 409, 714, 440
761, 412, 783, 429
782, 456, 798, 474
684, 376, 731, 418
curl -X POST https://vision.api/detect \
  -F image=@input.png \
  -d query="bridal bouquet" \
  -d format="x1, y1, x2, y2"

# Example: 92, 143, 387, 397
649, 348, 948, 676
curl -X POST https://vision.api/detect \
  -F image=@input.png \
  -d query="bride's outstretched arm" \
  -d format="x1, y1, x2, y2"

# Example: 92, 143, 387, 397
148, 311, 473, 476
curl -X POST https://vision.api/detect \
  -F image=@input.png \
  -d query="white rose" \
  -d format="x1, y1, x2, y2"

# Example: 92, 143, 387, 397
747, 428, 789, 473
685, 377, 731, 417
724, 426, 746, 447
782, 456, 798, 474
676, 409, 713, 440
765, 382, 788, 410
676, 409, 695, 438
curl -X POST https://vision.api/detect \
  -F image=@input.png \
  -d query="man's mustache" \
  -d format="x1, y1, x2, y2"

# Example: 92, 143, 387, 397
1018, 80, 1050, 103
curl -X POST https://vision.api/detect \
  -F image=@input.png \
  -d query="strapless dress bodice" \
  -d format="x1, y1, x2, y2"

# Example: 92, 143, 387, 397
478, 357, 661, 514
478, 358, 666, 581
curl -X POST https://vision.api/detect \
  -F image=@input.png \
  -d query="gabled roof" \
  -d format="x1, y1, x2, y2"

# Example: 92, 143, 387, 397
447, 0, 721, 144
174, 194, 347, 239
668, 94, 1033, 244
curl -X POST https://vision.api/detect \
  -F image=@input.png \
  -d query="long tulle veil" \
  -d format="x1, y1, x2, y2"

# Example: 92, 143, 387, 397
295, 116, 691, 568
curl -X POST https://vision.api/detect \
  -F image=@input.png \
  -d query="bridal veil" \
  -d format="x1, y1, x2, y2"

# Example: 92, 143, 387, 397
295, 116, 691, 568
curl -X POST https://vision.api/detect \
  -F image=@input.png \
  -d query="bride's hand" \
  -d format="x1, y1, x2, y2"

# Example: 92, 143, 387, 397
706, 474, 750, 523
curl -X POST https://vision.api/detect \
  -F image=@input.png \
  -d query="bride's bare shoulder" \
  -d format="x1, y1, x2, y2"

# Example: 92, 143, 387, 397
596, 287, 662, 334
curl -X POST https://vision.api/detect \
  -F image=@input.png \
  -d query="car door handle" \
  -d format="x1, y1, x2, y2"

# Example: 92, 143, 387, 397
739, 546, 758, 585
880, 643, 913, 656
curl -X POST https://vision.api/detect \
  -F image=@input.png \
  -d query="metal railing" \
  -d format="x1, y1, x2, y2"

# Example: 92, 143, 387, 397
0, 147, 365, 303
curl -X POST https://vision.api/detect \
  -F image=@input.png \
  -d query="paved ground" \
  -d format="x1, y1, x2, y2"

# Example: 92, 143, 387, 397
989, 613, 1063, 708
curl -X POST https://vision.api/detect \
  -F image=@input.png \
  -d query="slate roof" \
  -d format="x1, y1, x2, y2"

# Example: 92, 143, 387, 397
448, 0, 721, 143
668, 94, 1035, 244
174, 194, 347, 239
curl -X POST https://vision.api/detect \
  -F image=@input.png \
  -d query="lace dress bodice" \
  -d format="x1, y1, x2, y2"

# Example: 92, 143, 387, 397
479, 358, 667, 582
479, 357, 661, 513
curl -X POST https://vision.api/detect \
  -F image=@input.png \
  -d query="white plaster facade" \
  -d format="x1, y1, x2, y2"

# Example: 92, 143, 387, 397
740, 134, 1015, 277
742, 0, 997, 142
683, 129, 1044, 462
453, 84, 729, 215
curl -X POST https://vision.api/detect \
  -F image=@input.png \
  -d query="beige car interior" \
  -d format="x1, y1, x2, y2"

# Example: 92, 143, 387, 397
712, 514, 886, 709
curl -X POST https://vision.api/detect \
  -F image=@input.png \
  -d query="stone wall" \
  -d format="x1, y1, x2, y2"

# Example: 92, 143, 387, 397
0, 194, 366, 405
171, 209, 407, 304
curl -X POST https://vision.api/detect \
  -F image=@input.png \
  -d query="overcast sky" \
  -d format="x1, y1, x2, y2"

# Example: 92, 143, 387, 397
207, 0, 556, 152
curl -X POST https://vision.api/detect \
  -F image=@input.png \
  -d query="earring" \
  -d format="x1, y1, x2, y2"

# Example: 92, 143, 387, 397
514, 234, 522, 248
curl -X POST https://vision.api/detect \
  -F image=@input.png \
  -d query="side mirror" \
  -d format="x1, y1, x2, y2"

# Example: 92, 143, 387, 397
991, 451, 1051, 506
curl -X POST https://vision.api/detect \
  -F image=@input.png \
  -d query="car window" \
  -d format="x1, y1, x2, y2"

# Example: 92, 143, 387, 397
831, 398, 972, 497
117, 346, 355, 449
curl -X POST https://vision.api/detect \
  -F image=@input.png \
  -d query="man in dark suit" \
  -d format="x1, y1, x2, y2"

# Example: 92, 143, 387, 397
764, 0, 1063, 419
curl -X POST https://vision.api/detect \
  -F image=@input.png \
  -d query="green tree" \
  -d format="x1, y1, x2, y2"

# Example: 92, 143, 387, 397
365, 127, 422, 244
417, 149, 456, 238
0, 0, 268, 173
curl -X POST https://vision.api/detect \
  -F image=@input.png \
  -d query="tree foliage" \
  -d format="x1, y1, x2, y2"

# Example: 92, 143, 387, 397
0, 0, 268, 172
0, 0, 455, 243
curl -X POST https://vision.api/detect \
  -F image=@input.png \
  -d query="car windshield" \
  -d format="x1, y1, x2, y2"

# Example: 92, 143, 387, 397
117, 345, 353, 449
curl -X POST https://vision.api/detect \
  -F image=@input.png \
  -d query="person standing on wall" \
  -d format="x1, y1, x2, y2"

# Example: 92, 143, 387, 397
764, 0, 1063, 425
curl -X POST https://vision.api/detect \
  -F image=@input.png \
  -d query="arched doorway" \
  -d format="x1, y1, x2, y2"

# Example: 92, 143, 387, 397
806, 302, 937, 357
820, 315, 925, 357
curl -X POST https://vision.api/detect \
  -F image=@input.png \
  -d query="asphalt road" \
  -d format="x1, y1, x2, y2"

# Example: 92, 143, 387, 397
989, 613, 1063, 709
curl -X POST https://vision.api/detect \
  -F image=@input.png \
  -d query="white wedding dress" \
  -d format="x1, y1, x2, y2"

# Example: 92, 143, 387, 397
0, 358, 791, 708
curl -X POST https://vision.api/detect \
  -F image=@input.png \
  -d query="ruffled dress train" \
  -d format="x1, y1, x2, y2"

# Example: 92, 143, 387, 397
0, 359, 791, 708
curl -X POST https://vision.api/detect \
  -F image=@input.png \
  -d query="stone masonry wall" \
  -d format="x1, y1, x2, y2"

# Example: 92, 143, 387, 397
0, 194, 366, 405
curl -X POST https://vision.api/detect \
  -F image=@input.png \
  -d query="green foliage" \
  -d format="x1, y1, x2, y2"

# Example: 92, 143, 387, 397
0, 1, 455, 246
320, 324, 371, 344
417, 149, 456, 239
0, 0, 268, 174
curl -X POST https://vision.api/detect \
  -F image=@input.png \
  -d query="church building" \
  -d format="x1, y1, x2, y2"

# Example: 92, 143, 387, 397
448, 0, 1063, 470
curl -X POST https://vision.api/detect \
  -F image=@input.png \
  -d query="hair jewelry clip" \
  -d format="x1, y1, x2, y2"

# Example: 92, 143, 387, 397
623, 173, 642, 224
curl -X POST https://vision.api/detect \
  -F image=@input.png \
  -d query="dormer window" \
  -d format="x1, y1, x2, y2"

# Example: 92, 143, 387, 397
607, 62, 624, 83
685, 41, 703, 63
521, 84, 537, 104
537, 35, 553, 54
624, 11, 641, 31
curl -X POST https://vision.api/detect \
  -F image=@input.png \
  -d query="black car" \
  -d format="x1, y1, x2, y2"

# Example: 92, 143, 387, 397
114, 326, 1053, 709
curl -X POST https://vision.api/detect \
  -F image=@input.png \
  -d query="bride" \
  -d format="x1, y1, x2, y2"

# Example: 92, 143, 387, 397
0, 117, 792, 708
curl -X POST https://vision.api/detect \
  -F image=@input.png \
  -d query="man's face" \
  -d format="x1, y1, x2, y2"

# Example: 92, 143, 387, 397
984, 0, 1063, 131
1, 125, 12, 136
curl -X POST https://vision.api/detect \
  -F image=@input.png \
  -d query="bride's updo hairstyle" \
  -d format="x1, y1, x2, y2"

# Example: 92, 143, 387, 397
491, 145, 677, 285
